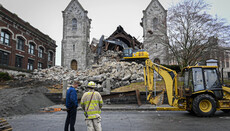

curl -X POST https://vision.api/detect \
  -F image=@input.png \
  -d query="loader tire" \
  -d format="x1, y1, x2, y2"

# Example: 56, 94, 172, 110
192, 94, 216, 117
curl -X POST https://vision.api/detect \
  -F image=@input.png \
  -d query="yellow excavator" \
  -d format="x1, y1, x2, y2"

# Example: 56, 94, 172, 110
144, 59, 230, 116
97, 35, 149, 62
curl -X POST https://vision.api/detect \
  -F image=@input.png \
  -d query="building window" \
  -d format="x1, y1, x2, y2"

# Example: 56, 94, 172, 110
17, 37, 24, 51
226, 62, 229, 68
0, 50, 9, 65
15, 55, 23, 68
48, 51, 53, 61
38, 62, 43, 69
27, 59, 34, 70
72, 18, 77, 30
38, 47, 44, 58
153, 18, 158, 30
28, 43, 35, 55
0, 31, 10, 46
222, 61, 225, 68
73, 44, 75, 51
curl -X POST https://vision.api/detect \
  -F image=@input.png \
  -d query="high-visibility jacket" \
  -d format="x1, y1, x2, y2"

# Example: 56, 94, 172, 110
80, 90, 103, 119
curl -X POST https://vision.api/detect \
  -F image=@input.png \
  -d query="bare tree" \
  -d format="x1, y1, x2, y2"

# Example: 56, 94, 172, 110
166, 0, 230, 68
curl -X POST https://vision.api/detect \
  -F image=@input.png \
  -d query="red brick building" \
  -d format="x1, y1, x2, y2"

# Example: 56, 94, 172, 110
0, 5, 57, 70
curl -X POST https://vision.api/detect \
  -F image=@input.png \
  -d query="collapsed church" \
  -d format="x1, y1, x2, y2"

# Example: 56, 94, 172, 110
61, 0, 168, 70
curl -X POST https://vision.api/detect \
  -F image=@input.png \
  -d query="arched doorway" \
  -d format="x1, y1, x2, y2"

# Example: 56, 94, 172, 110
154, 58, 160, 64
71, 60, 78, 70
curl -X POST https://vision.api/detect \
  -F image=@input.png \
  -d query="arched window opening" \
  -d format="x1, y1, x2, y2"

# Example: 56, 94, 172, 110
71, 60, 78, 70
0, 30, 11, 46
28, 42, 35, 55
48, 51, 53, 62
73, 44, 75, 51
72, 18, 77, 31
17, 37, 25, 51
38, 47, 44, 58
154, 58, 160, 64
153, 18, 158, 30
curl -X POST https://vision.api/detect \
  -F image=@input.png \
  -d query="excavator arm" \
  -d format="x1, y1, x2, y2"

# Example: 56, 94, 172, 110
144, 59, 178, 106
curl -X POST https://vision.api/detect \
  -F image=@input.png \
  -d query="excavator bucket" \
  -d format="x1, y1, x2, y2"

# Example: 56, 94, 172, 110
148, 90, 165, 106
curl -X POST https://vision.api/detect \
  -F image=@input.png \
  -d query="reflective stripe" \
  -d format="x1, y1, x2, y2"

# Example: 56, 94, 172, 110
82, 100, 101, 105
99, 101, 103, 104
88, 115, 97, 119
87, 92, 93, 95
87, 111, 101, 115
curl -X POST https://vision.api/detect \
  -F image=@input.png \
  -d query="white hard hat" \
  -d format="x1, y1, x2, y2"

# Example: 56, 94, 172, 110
87, 81, 96, 88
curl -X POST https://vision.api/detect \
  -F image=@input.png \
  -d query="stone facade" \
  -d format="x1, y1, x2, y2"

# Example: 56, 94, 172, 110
61, 0, 91, 71
0, 5, 56, 70
141, 0, 168, 64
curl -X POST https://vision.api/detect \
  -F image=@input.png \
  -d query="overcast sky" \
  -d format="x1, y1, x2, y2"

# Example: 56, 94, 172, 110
0, 0, 229, 65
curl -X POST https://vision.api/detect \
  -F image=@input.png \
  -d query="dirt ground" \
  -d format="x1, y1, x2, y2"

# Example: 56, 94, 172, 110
0, 79, 57, 117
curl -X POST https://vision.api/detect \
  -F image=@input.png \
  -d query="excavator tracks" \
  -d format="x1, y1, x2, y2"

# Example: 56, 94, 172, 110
0, 118, 12, 131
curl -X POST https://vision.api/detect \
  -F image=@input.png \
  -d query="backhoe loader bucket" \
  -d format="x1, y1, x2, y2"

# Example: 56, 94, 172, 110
147, 90, 165, 106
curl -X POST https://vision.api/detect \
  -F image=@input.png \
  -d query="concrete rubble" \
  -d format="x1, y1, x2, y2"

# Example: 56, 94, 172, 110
32, 51, 144, 92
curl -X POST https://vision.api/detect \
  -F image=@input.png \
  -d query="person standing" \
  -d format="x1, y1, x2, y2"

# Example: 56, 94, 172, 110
81, 81, 103, 131
64, 81, 79, 131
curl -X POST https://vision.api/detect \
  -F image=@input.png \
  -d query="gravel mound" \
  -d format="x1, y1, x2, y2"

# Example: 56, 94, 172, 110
0, 83, 55, 117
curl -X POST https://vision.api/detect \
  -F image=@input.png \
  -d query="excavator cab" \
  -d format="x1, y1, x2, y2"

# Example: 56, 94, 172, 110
183, 66, 223, 98
123, 48, 133, 58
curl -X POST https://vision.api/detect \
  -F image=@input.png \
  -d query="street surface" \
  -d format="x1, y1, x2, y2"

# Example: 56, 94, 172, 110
7, 110, 230, 131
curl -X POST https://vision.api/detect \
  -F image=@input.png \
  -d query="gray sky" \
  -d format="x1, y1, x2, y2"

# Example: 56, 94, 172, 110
0, 0, 229, 65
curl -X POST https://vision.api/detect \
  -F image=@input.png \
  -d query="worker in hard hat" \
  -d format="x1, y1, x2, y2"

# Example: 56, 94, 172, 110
81, 81, 103, 131
64, 81, 80, 131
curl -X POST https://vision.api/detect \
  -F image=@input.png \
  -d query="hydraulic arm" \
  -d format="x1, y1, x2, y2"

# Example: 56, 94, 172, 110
144, 59, 179, 106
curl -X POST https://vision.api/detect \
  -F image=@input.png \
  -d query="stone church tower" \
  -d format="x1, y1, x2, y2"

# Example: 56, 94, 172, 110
62, 0, 91, 70
141, 0, 168, 64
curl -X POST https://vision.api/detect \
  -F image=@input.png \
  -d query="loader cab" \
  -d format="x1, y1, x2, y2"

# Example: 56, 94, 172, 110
183, 66, 222, 97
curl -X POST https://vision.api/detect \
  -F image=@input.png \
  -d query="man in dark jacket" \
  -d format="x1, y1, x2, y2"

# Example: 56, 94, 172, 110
64, 81, 79, 131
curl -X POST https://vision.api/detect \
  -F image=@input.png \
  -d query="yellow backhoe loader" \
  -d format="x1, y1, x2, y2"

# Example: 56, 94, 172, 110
144, 59, 230, 116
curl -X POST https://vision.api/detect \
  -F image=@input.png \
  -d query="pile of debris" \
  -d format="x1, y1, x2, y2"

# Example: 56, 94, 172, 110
32, 61, 144, 92
0, 80, 55, 117
79, 61, 144, 91
96, 50, 123, 64
32, 66, 77, 81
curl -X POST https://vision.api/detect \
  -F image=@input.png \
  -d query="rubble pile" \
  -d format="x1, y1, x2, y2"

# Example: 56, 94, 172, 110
97, 50, 123, 64
32, 61, 144, 92
32, 66, 77, 81
79, 61, 144, 91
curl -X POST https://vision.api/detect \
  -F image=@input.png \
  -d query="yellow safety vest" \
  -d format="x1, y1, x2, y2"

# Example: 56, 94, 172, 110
80, 91, 103, 119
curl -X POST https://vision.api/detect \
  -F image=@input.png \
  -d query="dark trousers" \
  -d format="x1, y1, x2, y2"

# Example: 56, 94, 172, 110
64, 107, 77, 131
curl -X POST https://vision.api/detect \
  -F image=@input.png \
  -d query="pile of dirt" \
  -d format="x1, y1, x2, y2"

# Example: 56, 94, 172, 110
0, 80, 55, 117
